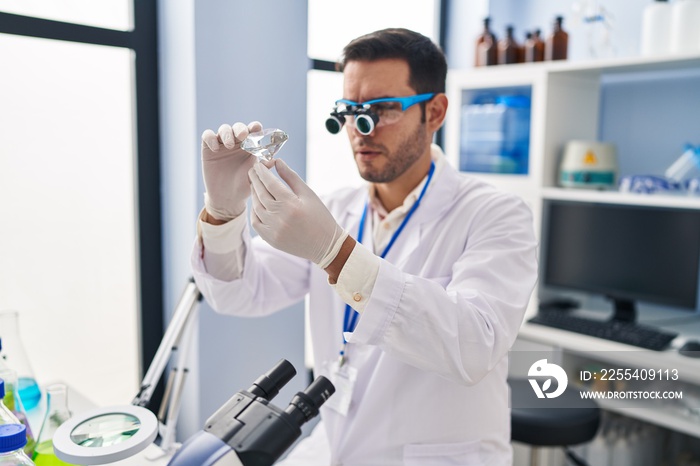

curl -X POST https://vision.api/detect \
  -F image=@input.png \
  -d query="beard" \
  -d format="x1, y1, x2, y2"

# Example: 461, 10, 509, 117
356, 123, 429, 183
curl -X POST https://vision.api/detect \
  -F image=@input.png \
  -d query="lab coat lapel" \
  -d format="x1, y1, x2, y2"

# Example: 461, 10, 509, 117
387, 162, 461, 268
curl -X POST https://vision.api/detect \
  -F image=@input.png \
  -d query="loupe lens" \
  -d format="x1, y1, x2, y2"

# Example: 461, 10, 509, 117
355, 114, 376, 135
325, 115, 344, 134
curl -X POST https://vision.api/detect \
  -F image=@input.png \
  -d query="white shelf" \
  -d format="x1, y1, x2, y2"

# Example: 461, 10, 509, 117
454, 52, 700, 78
541, 187, 700, 209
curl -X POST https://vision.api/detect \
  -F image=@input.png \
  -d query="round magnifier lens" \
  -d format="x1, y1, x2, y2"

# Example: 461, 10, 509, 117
355, 114, 375, 135
71, 413, 141, 448
53, 405, 158, 464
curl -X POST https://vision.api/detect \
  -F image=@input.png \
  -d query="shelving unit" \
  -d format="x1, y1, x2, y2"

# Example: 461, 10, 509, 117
445, 52, 700, 311
445, 52, 700, 209
446, 54, 700, 459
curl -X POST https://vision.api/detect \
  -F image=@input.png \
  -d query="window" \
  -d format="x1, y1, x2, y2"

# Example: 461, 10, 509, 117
0, 5, 161, 406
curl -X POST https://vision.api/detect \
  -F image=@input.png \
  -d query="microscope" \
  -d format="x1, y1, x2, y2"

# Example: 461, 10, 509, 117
167, 359, 334, 466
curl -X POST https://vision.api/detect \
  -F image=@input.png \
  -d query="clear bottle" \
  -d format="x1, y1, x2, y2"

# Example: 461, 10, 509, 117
670, 0, 700, 54
0, 370, 35, 457
33, 385, 75, 466
641, 0, 672, 56
525, 29, 545, 62
0, 311, 41, 411
475, 17, 498, 67
0, 380, 20, 425
498, 25, 521, 64
545, 16, 569, 61
0, 424, 36, 465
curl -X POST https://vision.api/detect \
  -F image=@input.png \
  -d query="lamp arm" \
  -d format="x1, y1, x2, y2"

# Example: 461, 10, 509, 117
132, 278, 202, 408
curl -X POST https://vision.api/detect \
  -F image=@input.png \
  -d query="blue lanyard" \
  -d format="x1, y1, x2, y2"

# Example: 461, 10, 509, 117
341, 161, 436, 353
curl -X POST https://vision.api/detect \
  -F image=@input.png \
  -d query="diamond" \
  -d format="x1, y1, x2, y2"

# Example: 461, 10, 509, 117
241, 128, 289, 161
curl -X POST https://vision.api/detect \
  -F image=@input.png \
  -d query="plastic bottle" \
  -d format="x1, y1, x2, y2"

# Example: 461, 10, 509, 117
0, 370, 35, 457
525, 29, 545, 62
545, 16, 569, 61
665, 145, 700, 182
670, 0, 700, 54
475, 17, 498, 67
0, 381, 20, 425
498, 25, 521, 64
0, 312, 41, 411
0, 424, 36, 465
641, 0, 673, 56
33, 385, 75, 466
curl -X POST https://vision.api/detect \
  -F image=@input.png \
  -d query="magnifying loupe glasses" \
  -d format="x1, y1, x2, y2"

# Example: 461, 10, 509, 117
325, 93, 435, 136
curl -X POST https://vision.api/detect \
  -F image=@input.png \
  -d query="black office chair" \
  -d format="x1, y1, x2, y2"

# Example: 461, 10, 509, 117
510, 378, 601, 466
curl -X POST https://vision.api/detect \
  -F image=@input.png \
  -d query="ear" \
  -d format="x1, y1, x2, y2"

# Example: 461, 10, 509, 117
426, 93, 448, 133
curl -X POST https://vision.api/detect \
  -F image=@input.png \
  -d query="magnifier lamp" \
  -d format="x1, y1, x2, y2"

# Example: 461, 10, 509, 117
53, 278, 335, 466
53, 278, 204, 465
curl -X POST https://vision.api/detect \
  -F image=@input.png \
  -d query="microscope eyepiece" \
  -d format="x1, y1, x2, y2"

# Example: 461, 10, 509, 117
247, 359, 296, 401
284, 376, 335, 427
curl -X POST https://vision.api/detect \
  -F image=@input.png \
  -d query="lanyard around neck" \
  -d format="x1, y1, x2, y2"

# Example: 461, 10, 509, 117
342, 161, 436, 341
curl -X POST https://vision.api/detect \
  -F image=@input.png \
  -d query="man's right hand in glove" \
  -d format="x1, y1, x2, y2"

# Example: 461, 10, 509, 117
201, 121, 262, 224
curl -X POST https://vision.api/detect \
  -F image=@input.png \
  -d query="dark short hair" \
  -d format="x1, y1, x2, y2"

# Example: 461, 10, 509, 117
338, 28, 447, 95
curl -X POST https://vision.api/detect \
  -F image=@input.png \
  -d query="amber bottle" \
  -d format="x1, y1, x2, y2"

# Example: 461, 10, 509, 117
498, 26, 521, 65
545, 16, 569, 61
475, 17, 498, 66
525, 29, 545, 62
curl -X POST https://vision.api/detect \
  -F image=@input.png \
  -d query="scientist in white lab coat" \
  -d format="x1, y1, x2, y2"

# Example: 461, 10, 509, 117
191, 28, 538, 466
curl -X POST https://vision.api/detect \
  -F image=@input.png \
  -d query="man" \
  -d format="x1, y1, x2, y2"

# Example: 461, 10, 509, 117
192, 28, 538, 465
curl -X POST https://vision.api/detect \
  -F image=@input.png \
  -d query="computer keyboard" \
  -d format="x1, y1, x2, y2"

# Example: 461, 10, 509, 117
527, 312, 679, 351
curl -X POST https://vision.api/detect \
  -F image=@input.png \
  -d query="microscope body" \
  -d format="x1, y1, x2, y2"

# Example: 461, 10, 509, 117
167, 360, 334, 466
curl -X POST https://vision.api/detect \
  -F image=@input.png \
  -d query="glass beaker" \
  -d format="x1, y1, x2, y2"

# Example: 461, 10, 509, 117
0, 370, 35, 457
0, 380, 20, 425
33, 384, 75, 466
0, 311, 41, 410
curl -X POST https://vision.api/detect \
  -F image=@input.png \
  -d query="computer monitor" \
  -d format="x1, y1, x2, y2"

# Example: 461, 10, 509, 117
542, 200, 700, 322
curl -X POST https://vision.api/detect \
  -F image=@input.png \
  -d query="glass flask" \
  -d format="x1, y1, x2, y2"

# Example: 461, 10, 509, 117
33, 385, 75, 466
0, 311, 41, 410
0, 380, 20, 425
0, 424, 35, 465
0, 370, 35, 457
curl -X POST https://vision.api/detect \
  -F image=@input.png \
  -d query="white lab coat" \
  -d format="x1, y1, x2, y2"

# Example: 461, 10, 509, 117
192, 159, 538, 466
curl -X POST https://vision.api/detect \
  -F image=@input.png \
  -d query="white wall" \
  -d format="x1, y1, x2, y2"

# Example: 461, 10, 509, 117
158, 0, 309, 440
157, 0, 200, 437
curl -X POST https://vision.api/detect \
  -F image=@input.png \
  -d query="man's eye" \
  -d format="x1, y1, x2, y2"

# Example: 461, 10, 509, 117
371, 103, 400, 113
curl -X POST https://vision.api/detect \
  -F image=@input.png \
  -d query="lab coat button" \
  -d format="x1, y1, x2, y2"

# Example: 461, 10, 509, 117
383, 222, 391, 230
353, 293, 362, 302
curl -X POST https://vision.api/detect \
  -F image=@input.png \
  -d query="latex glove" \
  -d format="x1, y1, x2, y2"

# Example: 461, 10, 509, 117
248, 159, 348, 268
201, 121, 262, 221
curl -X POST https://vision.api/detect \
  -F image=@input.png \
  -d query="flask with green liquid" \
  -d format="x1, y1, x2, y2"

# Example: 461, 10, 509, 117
33, 384, 76, 466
